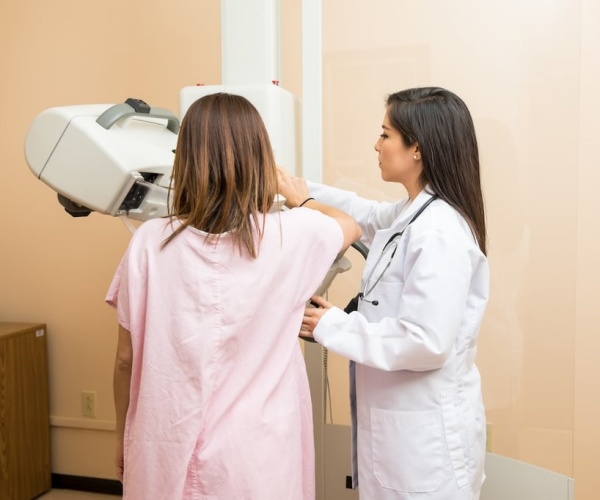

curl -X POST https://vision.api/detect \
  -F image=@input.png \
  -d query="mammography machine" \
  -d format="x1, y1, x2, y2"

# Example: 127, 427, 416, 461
24, 82, 296, 218
24, 97, 178, 221
24, 85, 351, 300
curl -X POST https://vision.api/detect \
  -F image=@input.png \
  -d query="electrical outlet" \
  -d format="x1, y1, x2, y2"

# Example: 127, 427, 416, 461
81, 391, 96, 418
486, 422, 493, 452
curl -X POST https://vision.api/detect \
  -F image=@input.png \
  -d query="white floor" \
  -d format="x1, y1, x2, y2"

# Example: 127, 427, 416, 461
38, 490, 120, 499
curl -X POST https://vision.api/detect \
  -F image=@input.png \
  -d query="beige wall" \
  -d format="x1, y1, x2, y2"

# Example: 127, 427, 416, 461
1, 1, 600, 499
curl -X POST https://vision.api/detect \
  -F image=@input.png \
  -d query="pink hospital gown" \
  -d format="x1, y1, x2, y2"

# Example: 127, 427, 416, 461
106, 208, 342, 500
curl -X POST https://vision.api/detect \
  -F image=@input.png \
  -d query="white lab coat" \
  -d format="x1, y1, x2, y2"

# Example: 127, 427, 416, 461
309, 182, 489, 500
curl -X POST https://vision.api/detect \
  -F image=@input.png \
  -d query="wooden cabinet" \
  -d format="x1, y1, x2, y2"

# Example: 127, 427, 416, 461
0, 322, 51, 500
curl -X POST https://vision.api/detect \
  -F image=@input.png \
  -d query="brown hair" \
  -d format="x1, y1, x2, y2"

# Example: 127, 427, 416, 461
386, 87, 487, 255
163, 93, 278, 258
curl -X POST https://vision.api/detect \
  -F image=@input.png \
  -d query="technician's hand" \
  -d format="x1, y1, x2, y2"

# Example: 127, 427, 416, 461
301, 295, 333, 340
276, 166, 311, 208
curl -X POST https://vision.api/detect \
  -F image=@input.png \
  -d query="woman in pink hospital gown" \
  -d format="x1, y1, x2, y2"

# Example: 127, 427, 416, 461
106, 92, 361, 499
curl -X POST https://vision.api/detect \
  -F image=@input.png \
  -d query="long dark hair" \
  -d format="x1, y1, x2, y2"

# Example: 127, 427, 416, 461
163, 93, 278, 258
386, 87, 487, 255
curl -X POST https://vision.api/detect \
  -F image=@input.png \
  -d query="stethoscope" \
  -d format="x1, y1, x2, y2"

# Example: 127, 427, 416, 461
358, 195, 438, 306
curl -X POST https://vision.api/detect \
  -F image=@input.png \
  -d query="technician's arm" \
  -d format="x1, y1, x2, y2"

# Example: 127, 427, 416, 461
306, 180, 403, 244
113, 324, 132, 482
312, 232, 488, 371
277, 167, 361, 252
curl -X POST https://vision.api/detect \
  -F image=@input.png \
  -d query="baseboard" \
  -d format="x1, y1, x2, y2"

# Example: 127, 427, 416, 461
51, 474, 123, 496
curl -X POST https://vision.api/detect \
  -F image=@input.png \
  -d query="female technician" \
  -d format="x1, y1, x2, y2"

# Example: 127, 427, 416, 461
285, 87, 489, 499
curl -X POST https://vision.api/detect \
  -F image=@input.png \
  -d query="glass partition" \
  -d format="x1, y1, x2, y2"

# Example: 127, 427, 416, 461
320, 0, 578, 478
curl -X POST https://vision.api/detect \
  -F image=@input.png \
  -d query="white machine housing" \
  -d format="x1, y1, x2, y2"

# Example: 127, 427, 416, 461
180, 83, 297, 172
24, 100, 178, 221
24, 85, 295, 220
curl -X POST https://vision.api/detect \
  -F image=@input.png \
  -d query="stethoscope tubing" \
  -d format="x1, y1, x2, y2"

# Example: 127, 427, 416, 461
358, 195, 438, 306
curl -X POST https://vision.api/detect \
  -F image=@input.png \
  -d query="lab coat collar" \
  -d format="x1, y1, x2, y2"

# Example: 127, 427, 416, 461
393, 187, 436, 228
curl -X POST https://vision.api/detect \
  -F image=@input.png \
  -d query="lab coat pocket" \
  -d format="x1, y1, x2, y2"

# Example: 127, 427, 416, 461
371, 408, 444, 492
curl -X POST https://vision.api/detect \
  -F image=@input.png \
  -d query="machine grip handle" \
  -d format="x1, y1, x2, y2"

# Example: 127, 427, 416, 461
96, 98, 180, 133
